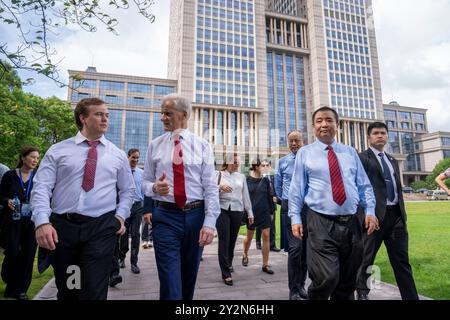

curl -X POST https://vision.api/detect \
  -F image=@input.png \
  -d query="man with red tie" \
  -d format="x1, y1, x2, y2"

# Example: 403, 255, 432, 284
142, 94, 220, 300
31, 98, 135, 300
288, 106, 378, 300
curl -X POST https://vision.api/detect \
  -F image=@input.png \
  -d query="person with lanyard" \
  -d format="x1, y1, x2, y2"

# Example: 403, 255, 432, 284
288, 106, 378, 300
355, 122, 419, 300
142, 93, 220, 300
274, 130, 308, 300
31, 98, 135, 300
0, 147, 40, 300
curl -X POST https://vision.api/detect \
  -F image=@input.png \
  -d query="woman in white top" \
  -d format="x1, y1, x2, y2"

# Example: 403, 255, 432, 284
215, 154, 253, 286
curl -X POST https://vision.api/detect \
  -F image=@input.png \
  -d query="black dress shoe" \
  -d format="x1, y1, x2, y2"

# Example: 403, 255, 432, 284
357, 292, 369, 300
270, 247, 281, 252
242, 255, 249, 267
109, 274, 123, 287
119, 259, 125, 269
299, 287, 308, 300
290, 293, 301, 300
17, 293, 29, 300
223, 278, 233, 286
131, 264, 140, 274
262, 265, 274, 274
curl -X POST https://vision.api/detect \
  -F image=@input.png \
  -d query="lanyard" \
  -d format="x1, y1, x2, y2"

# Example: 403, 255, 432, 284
19, 170, 33, 202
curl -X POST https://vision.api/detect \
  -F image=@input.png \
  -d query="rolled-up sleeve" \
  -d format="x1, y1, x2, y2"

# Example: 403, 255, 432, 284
288, 148, 307, 225
31, 146, 57, 228
116, 152, 136, 221
142, 142, 156, 197
201, 142, 220, 229
274, 162, 283, 200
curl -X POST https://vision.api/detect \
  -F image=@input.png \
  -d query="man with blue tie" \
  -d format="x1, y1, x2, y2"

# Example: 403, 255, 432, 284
142, 94, 220, 300
356, 122, 418, 300
275, 130, 308, 300
289, 106, 378, 300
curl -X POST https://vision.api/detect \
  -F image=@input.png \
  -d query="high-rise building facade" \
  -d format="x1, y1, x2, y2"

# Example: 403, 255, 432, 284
168, 0, 384, 165
67, 67, 177, 162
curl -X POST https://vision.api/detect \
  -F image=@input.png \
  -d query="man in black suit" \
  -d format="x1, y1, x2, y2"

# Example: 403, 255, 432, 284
356, 122, 419, 300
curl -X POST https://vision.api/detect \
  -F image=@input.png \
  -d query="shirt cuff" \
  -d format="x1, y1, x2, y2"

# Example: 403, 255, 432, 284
115, 209, 130, 221
365, 207, 376, 217
144, 182, 156, 197
289, 212, 302, 225
203, 215, 217, 231
246, 209, 254, 219
32, 213, 50, 229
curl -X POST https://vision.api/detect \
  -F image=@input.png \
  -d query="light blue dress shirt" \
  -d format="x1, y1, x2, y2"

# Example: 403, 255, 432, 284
288, 139, 375, 225
131, 167, 144, 203
275, 152, 296, 200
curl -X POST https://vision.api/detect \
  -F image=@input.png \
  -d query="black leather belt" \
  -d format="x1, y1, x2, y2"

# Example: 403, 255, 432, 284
317, 212, 354, 223
53, 211, 114, 223
155, 200, 204, 212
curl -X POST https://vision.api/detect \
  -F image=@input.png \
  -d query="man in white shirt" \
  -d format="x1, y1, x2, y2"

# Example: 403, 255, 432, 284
142, 94, 220, 300
31, 98, 135, 300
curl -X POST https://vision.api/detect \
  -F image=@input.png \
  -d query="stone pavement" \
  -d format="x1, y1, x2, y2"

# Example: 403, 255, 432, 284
34, 236, 430, 300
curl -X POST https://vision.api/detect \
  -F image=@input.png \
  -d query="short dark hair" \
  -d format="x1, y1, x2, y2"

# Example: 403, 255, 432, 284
74, 98, 105, 130
128, 148, 140, 156
17, 146, 39, 168
249, 158, 261, 171
367, 122, 389, 136
312, 106, 339, 124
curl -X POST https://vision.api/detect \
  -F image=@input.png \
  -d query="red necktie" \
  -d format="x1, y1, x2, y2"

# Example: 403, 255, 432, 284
173, 135, 187, 209
82, 140, 99, 192
327, 145, 347, 206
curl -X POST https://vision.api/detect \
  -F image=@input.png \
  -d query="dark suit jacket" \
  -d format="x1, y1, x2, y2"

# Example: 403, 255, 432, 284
359, 148, 407, 224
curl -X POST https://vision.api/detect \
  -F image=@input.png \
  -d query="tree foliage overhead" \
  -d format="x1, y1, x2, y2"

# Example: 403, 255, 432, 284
0, 0, 156, 86
0, 60, 76, 167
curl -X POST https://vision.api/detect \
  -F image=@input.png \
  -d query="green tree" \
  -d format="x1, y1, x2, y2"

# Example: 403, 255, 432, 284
426, 158, 450, 190
410, 180, 430, 191
0, 65, 76, 167
0, 0, 155, 86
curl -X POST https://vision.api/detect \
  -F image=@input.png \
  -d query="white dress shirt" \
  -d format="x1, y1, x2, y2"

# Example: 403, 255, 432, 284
142, 129, 220, 229
216, 170, 254, 218
31, 132, 136, 227
369, 147, 398, 205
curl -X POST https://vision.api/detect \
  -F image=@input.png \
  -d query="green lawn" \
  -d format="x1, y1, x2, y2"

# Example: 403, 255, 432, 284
241, 202, 450, 300
0, 248, 54, 300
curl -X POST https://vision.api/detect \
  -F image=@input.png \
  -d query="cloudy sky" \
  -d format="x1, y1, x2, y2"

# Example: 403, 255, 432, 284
7, 0, 450, 132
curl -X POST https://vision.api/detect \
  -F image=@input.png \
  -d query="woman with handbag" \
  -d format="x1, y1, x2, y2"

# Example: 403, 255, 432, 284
242, 159, 275, 275
0, 146, 40, 300
215, 154, 253, 286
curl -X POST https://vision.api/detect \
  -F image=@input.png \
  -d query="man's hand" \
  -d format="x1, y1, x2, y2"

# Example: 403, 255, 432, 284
292, 223, 303, 239
115, 215, 126, 235
199, 226, 215, 247
273, 196, 278, 204
7, 199, 15, 211
36, 224, 59, 250
153, 171, 170, 196
248, 217, 254, 225
365, 215, 379, 236
220, 184, 233, 193
143, 213, 152, 224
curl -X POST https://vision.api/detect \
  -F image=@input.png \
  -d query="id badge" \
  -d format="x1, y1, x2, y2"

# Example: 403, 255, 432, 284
21, 203, 32, 217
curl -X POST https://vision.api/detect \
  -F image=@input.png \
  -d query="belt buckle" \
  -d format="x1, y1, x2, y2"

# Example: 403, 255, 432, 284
337, 215, 351, 222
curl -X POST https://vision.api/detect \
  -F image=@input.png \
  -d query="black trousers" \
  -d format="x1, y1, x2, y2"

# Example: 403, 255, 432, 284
356, 205, 418, 300
141, 220, 153, 242
282, 200, 308, 296
216, 208, 244, 279
1, 217, 37, 297
50, 212, 119, 300
255, 213, 276, 249
306, 209, 363, 300
119, 202, 143, 265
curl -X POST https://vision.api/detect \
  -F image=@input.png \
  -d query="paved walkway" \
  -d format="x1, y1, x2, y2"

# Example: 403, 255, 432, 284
35, 236, 429, 300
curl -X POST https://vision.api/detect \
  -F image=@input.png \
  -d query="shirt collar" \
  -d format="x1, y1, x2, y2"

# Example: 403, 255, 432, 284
370, 146, 385, 157
170, 128, 191, 141
315, 139, 337, 151
74, 131, 107, 146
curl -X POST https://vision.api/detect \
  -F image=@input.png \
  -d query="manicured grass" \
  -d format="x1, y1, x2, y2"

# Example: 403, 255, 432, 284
374, 202, 450, 300
0, 248, 54, 300
241, 202, 450, 300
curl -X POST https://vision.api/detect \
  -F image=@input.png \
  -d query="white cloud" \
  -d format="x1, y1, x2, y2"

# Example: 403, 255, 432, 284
372, 0, 450, 132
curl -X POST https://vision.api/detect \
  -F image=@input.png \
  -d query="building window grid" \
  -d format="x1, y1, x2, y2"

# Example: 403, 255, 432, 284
124, 111, 150, 159
195, 0, 257, 107
323, 0, 375, 119
105, 109, 123, 148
